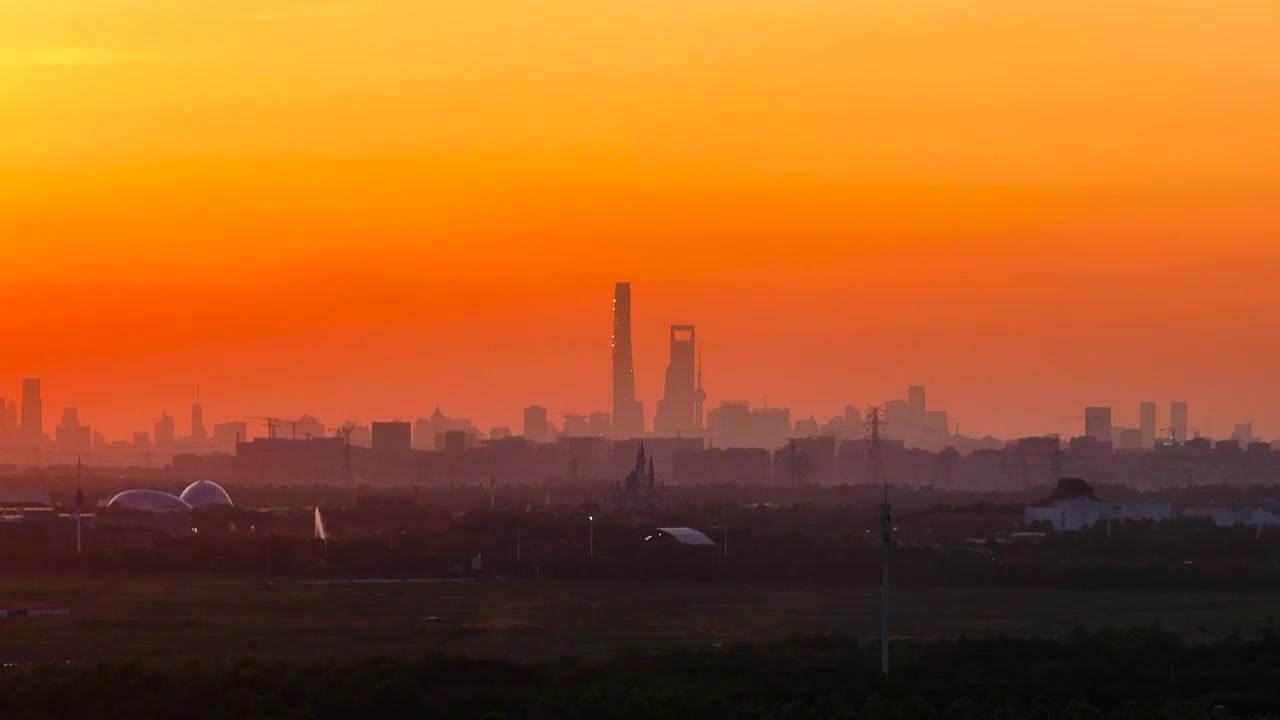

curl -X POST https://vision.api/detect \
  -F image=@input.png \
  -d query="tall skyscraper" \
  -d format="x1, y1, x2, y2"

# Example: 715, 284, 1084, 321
1084, 407, 1113, 446
611, 282, 644, 438
191, 387, 207, 444
1170, 401, 1188, 442
1139, 401, 1157, 450
0, 396, 7, 435
654, 325, 699, 435
21, 378, 42, 445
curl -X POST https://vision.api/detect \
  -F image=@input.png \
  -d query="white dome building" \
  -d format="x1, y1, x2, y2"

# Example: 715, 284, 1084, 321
107, 489, 192, 514
179, 480, 234, 509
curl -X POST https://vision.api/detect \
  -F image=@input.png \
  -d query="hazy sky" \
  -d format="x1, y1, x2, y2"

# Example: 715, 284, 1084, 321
3, 0, 1279, 440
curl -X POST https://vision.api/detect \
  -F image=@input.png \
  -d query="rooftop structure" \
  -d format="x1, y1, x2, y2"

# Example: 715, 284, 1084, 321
179, 480, 234, 508
106, 489, 192, 514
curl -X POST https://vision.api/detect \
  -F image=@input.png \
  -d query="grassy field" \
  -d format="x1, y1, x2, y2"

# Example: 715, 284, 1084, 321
0, 576, 1273, 663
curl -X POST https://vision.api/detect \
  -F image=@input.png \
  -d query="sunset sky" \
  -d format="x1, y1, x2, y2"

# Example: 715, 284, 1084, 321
2, 0, 1279, 441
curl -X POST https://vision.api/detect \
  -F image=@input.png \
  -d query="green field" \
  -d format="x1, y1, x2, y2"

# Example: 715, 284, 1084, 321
0, 576, 1272, 663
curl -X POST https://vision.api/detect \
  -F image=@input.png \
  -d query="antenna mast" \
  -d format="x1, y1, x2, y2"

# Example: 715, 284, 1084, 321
865, 405, 890, 676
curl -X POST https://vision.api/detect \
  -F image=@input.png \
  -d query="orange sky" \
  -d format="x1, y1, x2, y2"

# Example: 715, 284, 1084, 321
2, 0, 1279, 441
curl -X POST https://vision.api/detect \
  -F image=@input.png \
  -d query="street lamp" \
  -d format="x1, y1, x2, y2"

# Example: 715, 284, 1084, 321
589, 515, 594, 560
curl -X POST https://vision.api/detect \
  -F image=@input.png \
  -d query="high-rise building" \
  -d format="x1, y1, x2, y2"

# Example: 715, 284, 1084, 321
563, 414, 590, 436
706, 401, 792, 449
437, 429, 471, 454
883, 399, 910, 427
1170, 401, 1188, 442
55, 408, 90, 457
1139, 401, 1157, 450
213, 422, 248, 454
0, 396, 7, 435
21, 378, 42, 444
154, 412, 176, 449
611, 282, 644, 438
1114, 427, 1144, 451
191, 387, 207, 444
907, 385, 926, 418
371, 421, 412, 452
587, 412, 611, 436
3, 399, 15, 434
1084, 407, 1113, 446
654, 325, 699, 435
414, 407, 472, 450
523, 405, 549, 443
1232, 422, 1255, 444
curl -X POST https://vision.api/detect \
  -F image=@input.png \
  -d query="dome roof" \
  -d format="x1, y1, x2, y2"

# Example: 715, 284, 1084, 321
179, 480, 233, 508
107, 489, 192, 514
647, 527, 717, 546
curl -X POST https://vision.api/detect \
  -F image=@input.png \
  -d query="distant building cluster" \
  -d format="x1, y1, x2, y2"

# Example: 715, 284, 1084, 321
1, 283, 1276, 498
1024, 477, 1280, 533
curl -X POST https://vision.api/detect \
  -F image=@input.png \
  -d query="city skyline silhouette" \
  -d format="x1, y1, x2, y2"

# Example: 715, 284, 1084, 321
3, 2, 1279, 442
0, 278, 1271, 448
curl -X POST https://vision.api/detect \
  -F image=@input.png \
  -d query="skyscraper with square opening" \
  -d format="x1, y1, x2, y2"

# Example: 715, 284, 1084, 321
612, 282, 644, 438
655, 325, 698, 435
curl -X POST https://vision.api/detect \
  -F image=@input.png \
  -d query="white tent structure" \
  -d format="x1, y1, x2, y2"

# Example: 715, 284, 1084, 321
645, 527, 716, 546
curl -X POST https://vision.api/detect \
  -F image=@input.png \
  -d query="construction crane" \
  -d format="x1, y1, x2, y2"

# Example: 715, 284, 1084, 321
333, 423, 356, 444
334, 424, 356, 486
246, 417, 316, 441
247, 417, 283, 439
1160, 426, 1200, 442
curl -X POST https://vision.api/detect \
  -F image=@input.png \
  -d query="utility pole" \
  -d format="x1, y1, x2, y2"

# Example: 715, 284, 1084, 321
1021, 456, 1029, 509
74, 458, 83, 554
866, 405, 890, 677
720, 502, 728, 559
